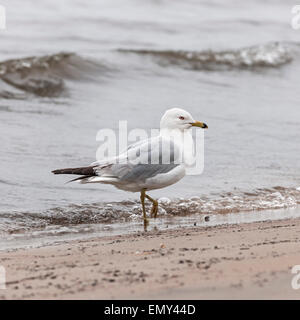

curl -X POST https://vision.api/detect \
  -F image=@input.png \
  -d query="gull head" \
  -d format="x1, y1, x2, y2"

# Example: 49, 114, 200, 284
160, 108, 208, 131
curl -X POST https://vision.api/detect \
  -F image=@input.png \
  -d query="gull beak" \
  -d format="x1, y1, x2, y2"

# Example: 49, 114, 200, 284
191, 121, 208, 129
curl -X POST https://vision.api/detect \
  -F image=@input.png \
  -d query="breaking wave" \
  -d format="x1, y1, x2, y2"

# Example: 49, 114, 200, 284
119, 42, 293, 71
0, 42, 293, 100
1, 186, 299, 235
0, 52, 105, 98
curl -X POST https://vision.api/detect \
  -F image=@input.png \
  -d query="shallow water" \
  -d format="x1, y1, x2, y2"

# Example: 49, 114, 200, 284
0, 0, 300, 244
1, 207, 300, 251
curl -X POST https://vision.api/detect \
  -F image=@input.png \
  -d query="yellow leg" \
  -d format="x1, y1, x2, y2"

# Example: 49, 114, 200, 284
145, 194, 159, 218
140, 189, 149, 231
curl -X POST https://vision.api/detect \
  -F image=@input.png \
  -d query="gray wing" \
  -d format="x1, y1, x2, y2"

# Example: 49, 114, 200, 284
114, 163, 178, 182
93, 136, 182, 182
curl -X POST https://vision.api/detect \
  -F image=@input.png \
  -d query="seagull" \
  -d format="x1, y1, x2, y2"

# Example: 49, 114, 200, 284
52, 108, 207, 229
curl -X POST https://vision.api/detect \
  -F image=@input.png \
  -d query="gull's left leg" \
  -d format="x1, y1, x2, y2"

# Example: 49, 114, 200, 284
140, 189, 149, 231
145, 193, 159, 218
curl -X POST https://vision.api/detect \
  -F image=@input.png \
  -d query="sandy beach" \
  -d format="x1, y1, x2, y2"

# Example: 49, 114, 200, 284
1, 216, 300, 300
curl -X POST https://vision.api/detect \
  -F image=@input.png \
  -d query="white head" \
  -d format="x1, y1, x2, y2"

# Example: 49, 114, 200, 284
160, 108, 208, 131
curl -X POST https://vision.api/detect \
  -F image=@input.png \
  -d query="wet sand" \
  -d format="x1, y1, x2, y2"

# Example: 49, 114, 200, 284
1, 217, 300, 300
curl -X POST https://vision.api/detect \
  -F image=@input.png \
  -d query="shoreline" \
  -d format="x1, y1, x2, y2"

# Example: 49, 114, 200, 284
1, 206, 300, 252
1, 215, 300, 299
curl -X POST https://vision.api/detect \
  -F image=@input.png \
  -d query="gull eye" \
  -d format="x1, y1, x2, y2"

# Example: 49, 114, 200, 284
179, 116, 185, 120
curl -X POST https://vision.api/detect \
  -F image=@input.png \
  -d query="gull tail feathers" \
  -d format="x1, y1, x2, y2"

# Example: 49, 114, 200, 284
66, 175, 93, 184
52, 166, 96, 176
77, 176, 120, 184
52, 165, 119, 184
